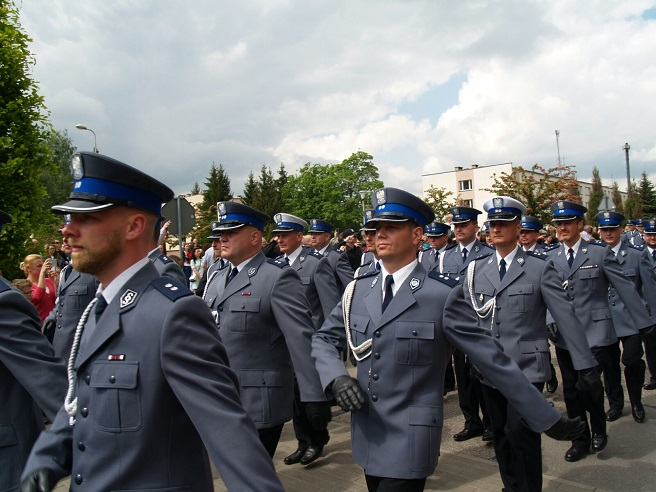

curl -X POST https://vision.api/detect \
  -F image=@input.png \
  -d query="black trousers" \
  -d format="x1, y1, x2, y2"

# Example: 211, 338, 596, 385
453, 349, 490, 429
602, 335, 645, 408
482, 383, 544, 492
642, 330, 656, 384
365, 475, 426, 492
292, 378, 330, 448
258, 424, 284, 458
556, 346, 606, 449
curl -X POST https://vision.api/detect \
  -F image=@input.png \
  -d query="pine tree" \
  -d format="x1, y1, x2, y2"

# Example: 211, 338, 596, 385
610, 181, 624, 215
190, 182, 201, 195
638, 171, 656, 217
585, 167, 605, 224
201, 163, 233, 211
242, 172, 257, 206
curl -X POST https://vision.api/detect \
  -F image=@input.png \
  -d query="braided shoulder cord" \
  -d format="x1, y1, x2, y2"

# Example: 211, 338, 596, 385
64, 296, 98, 426
343, 279, 372, 362
466, 261, 497, 329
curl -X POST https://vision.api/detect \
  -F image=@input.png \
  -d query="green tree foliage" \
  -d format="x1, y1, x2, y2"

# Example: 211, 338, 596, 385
585, 167, 605, 224
624, 182, 642, 219
251, 165, 279, 221
484, 164, 580, 226
638, 171, 656, 217
201, 163, 233, 212
190, 182, 201, 195
283, 151, 384, 231
610, 181, 624, 215
423, 186, 459, 222
41, 129, 75, 208
0, 1, 54, 279
242, 172, 257, 206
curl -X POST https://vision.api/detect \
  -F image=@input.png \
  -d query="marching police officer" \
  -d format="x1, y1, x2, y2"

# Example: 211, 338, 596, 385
0, 210, 67, 492
595, 210, 656, 423
21, 153, 282, 491
545, 200, 654, 462
465, 197, 599, 491
418, 221, 450, 271
360, 209, 377, 268
311, 188, 584, 491
519, 215, 547, 253
308, 218, 354, 292
203, 202, 329, 457
642, 218, 656, 390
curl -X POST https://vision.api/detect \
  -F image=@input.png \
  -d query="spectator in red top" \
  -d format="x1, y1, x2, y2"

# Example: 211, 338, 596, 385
20, 254, 56, 322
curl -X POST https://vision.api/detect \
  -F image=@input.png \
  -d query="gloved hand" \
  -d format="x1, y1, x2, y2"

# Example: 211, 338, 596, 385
20, 469, 56, 492
640, 325, 655, 336
331, 375, 366, 412
42, 319, 55, 343
544, 414, 585, 441
304, 401, 332, 431
575, 367, 603, 401
546, 323, 559, 342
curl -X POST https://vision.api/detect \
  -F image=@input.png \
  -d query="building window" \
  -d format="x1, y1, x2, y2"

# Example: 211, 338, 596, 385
462, 199, 473, 207
459, 179, 472, 191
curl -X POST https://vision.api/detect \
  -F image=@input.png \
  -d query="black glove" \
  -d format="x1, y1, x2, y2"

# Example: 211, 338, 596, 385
42, 319, 56, 343
331, 375, 366, 412
546, 323, 558, 342
640, 325, 655, 336
544, 414, 585, 441
575, 366, 603, 401
304, 401, 332, 431
21, 469, 56, 492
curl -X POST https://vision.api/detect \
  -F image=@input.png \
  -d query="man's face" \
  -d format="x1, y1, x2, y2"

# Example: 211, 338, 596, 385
453, 221, 478, 245
554, 218, 583, 246
644, 232, 656, 248
48, 245, 57, 256
309, 231, 331, 250
277, 230, 303, 254
363, 230, 377, 253
219, 226, 260, 265
375, 222, 422, 262
426, 235, 448, 251
599, 226, 621, 247
518, 229, 539, 248
62, 208, 126, 277
212, 238, 221, 252
489, 220, 521, 249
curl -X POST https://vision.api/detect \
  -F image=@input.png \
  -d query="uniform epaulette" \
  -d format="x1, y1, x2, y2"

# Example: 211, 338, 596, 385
526, 250, 547, 260
628, 244, 644, 250
156, 253, 174, 264
151, 277, 193, 301
355, 268, 378, 280
587, 240, 605, 247
480, 242, 495, 250
543, 243, 560, 252
268, 257, 289, 268
444, 243, 457, 251
473, 252, 493, 262
305, 248, 323, 259
428, 270, 459, 288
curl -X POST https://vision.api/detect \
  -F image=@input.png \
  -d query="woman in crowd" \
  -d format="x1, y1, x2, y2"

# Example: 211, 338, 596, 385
20, 254, 56, 322
189, 246, 204, 292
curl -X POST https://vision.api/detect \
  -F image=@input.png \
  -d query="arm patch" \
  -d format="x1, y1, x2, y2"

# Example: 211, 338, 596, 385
151, 277, 193, 301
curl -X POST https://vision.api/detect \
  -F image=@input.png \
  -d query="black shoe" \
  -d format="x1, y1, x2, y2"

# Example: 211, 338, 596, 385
481, 428, 494, 442
453, 425, 484, 442
546, 375, 559, 394
565, 446, 589, 462
592, 433, 608, 453
644, 381, 656, 390
605, 408, 622, 422
632, 403, 646, 423
283, 445, 308, 465
300, 445, 324, 465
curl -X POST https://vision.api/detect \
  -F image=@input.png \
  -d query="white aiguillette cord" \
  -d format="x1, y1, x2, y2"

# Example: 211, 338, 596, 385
64, 296, 98, 425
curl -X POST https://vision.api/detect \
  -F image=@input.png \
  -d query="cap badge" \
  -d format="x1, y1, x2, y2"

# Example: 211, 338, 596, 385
409, 277, 420, 290
376, 189, 386, 205
274, 213, 282, 223
218, 203, 226, 216
365, 210, 373, 220
558, 201, 564, 208
493, 197, 503, 208
311, 219, 317, 226
71, 154, 84, 180
120, 289, 138, 308
604, 212, 610, 218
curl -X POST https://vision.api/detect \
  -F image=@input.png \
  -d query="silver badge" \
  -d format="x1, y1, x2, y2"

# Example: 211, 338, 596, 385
218, 203, 226, 216
311, 219, 317, 226
248, 267, 257, 276
371, 276, 379, 288
604, 212, 610, 218
517, 256, 524, 265
621, 250, 626, 256
479, 293, 484, 302
493, 197, 503, 208
582, 247, 587, 254
70, 154, 84, 180
488, 257, 493, 264
474, 246, 480, 252
119, 289, 138, 308
558, 201, 564, 208
376, 189, 386, 205
365, 210, 373, 220
274, 213, 282, 224
299, 255, 305, 263
557, 250, 562, 256
409, 277, 420, 290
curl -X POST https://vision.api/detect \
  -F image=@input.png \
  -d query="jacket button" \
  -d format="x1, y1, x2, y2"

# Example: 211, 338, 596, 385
432, 417, 437, 423
75, 474, 83, 485
495, 334, 500, 338
57, 325, 62, 329
81, 407, 88, 418
374, 331, 381, 338
372, 374, 379, 381
84, 375, 91, 384
371, 394, 378, 402
219, 307, 223, 312
374, 352, 380, 359
78, 442, 86, 451
109, 375, 116, 384
412, 330, 418, 336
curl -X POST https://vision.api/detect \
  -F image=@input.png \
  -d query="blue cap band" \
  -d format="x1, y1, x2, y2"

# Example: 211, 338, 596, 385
553, 208, 584, 217
219, 213, 265, 231
73, 177, 162, 215
375, 203, 428, 227
275, 221, 304, 231
310, 224, 331, 233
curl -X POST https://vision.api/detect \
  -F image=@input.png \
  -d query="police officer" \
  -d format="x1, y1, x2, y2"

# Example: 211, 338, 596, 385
311, 188, 585, 492
21, 153, 282, 491
0, 210, 67, 492
360, 209, 377, 268
203, 202, 329, 458
519, 215, 546, 253
441, 206, 494, 442
196, 223, 228, 297
595, 210, 656, 423
465, 197, 599, 491
147, 234, 187, 284
273, 213, 338, 466
308, 218, 355, 293
642, 218, 656, 391
418, 221, 450, 271
545, 200, 654, 462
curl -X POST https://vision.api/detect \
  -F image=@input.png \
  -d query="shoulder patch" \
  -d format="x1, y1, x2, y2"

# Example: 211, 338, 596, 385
428, 270, 459, 288
356, 270, 379, 280
587, 241, 605, 247
473, 252, 493, 262
543, 243, 560, 252
306, 249, 323, 259
151, 277, 193, 301
267, 258, 289, 269
157, 254, 174, 264
526, 250, 547, 260
628, 244, 644, 250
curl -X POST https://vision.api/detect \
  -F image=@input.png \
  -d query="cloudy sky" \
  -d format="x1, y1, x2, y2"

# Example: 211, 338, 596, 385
18, 1, 656, 198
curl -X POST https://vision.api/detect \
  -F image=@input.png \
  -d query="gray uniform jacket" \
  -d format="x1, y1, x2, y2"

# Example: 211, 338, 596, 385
46, 265, 98, 361
312, 263, 560, 480
148, 249, 187, 285
607, 244, 656, 338
22, 263, 282, 491
440, 240, 493, 281
324, 248, 355, 293
463, 247, 596, 384
545, 240, 653, 349
0, 277, 67, 491
418, 247, 439, 271
291, 247, 340, 330
204, 251, 327, 429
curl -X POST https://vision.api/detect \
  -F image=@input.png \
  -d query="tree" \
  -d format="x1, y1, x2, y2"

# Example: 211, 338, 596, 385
624, 182, 642, 220
638, 171, 656, 217
190, 182, 201, 195
484, 164, 580, 226
423, 186, 459, 222
251, 165, 278, 226
0, 1, 54, 279
585, 167, 605, 224
610, 181, 624, 215
201, 163, 232, 212
242, 172, 257, 206
41, 129, 75, 207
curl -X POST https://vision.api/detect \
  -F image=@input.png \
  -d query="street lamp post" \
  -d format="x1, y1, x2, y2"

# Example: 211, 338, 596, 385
623, 143, 631, 195
358, 191, 367, 225
75, 124, 99, 153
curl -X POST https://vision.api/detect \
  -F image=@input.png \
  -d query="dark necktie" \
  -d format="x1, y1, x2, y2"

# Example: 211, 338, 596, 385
462, 247, 468, 262
499, 258, 506, 281
226, 267, 239, 286
652, 250, 656, 262
567, 248, 575, 268
95, 294, 108, 322
64, 265, 72, 281
375, 261, 381, 271
382, 275, 394, 312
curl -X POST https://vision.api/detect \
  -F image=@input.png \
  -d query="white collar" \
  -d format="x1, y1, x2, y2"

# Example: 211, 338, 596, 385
98, 257, 150, 305
380, 259, 417, 297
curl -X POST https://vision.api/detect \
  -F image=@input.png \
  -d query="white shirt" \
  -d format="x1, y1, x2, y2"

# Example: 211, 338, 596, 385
380, 260, 417, 299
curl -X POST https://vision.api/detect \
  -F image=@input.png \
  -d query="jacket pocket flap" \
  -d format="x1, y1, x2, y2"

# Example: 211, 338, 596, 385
91, 361, 139, 389
228, 297, 261, 313
240, 370, 283, 387
349, 314, 370, 334
0, 425, 18, 447
395, 321, 435, 340
591, 309, 612, 321
519, 339, 549, 354
299, 276, 311, 285
72, 285, 88, 295
508, 284, 533, 296
578, 267, 600, 279
474, 284, 496, 296
408, 405, 442, 426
